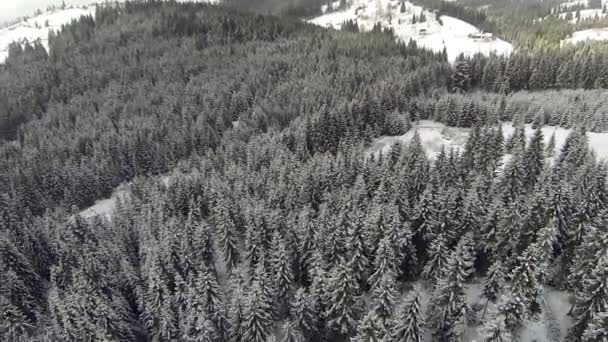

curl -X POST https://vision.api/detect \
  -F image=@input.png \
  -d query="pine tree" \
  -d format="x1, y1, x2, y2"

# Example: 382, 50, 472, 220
480, 311, 513, 342
290, 288, 320, 340
400, 0, 406, 13
271, 232, 293, 318
570, 256, 608, 340
523, 125, 545, 189
497, 291, 527, 334
347, 211, 370, 289
372, 273, 398, 324
389, 289, 423, 342
482, 261, 506, 319
241, 279, 274, 342
427, 238, 473, 341
212, 197, 240, 270
581, 311, 608, 342
0, 296, 33, 341
326, 261, 359, 337
451, 60, 472, 93
280, 321, 305, 342
352, 311, 386, 342
368, 234, 398, 290
298, 215, 317, 286
421, 233, 450, 283
510, 248, 543, 318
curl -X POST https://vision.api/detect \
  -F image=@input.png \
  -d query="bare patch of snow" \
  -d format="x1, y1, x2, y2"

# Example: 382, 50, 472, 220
79, 183, 130, 221
0, 6, 95, 63
369, 120, 608, 162
563, 27, 608, 45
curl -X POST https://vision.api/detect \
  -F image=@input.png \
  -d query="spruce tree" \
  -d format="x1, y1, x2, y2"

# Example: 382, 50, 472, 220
325, 261, 359, 337
389, 289, 423, 342
271, 232, 293, 318
280, 321, 305, 342
570, 256, 608, 340
581, 311, 608, 342
480, 311, 513, 342
510, 248, 543, 317
371, 273, 398, 324
482, 261, 506, 319
523, 125, 545, 189
421, 233, 450, 283
427, 238, 473, 341
352, 311, 386, 342
212, 197, 240, 270
241, 279, 274, 342
290, 288, 320, 340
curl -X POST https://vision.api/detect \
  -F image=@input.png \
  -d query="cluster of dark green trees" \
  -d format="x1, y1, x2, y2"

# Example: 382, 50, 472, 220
451, 43, 608, 93
1, 1, 608, 342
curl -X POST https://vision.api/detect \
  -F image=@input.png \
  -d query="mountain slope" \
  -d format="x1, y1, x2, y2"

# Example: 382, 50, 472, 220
309, 0, 512, 61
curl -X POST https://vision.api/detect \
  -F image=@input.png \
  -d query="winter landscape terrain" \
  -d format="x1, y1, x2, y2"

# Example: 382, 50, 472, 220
309, 0, 513, 62
370, 120, 608, 161
0, 6, 95, 62
2, 0, 608, 341
0, 0, 220, 63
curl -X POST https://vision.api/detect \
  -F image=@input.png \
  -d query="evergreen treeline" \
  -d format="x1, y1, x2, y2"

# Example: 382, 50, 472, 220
0, 0, 448, 218
1, 1, 608, 342
412, 90, 608, 131
452, 43, 608, 93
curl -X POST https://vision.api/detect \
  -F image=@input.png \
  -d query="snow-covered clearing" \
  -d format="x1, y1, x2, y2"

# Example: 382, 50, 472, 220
558, 0, 589, 10
0, 6, 95, 63
368, 120, 608, 161
563, 27, 608, 44
411, 280, 573, 342
557, 8, 606, 23
79, 183, 130, 221
309, 0, 513, 62
0, 0, 220, 63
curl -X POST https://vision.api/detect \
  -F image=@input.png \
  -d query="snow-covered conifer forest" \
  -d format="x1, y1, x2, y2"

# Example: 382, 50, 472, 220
1, 0, 608, 341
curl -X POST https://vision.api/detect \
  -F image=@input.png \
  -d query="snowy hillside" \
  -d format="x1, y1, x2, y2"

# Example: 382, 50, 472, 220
369, 120, 608, 161
309, 0, 513, 62
0, 0, 220, 63
563, 27, 608, 44
558, 0, 589, 9
0, 6, 95, 62
558, 8, 606, 23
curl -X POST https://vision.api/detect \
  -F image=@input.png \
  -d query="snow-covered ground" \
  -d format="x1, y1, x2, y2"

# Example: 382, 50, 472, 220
309, 0, 513, 62
79, 183, 130, 221
558, 8, 606, 23
563, 27, 608, 44
79, 175, 173, 220
0, 6, 95, 62
0, 0, 220, 63
412, 280, 573, 342
558, 0, 589, 10
368, 120, 608, 162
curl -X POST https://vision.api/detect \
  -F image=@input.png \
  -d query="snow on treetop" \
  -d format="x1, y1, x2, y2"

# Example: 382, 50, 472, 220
0, 0, 220, 63
309, 0, 513, 62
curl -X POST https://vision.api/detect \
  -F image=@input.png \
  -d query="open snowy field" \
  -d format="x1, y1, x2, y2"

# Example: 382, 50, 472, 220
369, 120, 608, 161
0, 0, 220, 63
558, 8, 606, 23
0, 6, 95, 62
563, 27, 608, 44
309, 0, 513, 62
